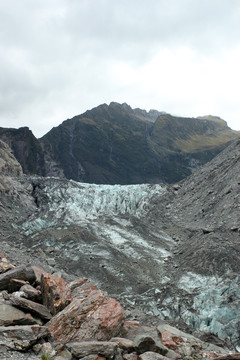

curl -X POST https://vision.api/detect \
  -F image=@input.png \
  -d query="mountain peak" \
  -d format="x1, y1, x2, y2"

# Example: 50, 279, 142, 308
0, 103, 239, 184
197, 115, 227, 127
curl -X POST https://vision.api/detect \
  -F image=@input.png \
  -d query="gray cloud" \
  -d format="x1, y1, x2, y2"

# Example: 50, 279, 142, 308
0, 0, 240, 137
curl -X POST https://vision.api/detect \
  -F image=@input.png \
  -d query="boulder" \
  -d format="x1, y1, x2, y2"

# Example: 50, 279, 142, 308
20, 284, 42, 302
40, 273, 71, 315
8, 278, 28, 292
110, 337, 134, 351
119, 321, 140, 339
48, 279, 125, 343
133, 334, 167, 355
139, 352, 169, 360
0, 303, 40, 326
0, 325, 48, 351
0, 264, 36, 291
66, 341, 118, 359
120, 321, 167, 355
165, 349, 181, 359
123, 352, 138, 360
69, 278, 99, 299
80, 356, 103, 360
157, 324, 200, 344
9, 294, 52, 321
32, 266, 52, 285
159, 331, 178, 350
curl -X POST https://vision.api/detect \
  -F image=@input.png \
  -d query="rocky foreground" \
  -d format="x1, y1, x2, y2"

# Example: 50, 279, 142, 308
0, 255, 239, 360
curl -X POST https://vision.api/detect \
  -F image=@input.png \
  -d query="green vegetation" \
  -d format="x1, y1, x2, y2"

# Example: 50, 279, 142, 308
40, 353, 51, 360
1, 103, 239, 184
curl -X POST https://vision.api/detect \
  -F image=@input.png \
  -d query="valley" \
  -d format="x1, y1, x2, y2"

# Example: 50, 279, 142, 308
0, 106, 239, 357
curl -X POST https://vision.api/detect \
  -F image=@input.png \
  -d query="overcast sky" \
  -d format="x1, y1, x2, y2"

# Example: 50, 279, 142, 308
0, 0, 240, 138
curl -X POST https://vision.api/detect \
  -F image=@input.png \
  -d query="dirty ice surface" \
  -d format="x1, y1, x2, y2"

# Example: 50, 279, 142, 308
22, 181, 166, 233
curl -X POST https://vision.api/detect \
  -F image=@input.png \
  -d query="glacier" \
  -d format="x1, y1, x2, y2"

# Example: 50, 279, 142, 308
18, 177, 240, 350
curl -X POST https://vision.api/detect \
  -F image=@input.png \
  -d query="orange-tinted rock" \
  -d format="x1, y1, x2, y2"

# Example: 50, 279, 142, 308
160, 331, 178, 350
69, 278, 99, 299
172, 336, 183, 345
40, 273, 71, 315
48, 279, 125, 343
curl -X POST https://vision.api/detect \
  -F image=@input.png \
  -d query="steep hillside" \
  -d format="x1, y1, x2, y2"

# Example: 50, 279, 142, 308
0, 140, 22, 176
0, 126, 45, 176
40, 102, 239, 184
0, 103, 239, 184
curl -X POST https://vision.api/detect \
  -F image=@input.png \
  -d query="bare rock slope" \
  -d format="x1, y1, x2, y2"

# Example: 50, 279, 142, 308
0, 139, 239, 351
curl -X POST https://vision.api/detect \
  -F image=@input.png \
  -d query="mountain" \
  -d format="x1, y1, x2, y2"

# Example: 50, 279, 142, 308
0, 102, 239, 184
0, 137, 239, 350
0, 126, 45, 176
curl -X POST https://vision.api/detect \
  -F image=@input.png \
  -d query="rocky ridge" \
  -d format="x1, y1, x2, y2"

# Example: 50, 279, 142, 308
1, 102, 239, 184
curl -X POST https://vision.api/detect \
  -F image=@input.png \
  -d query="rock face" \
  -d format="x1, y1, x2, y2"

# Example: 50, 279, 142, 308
0, 140, 22, 176
40, 273, 71, 315
48, 279, 125, 343
0, 127, 45, 176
